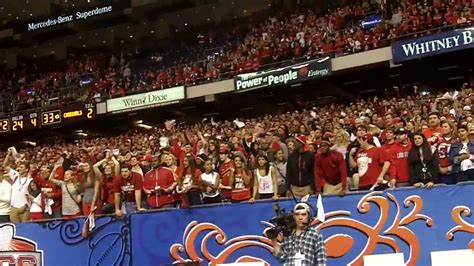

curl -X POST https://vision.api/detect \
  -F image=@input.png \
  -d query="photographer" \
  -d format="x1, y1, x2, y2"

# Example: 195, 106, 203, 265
271, 203, 327, 266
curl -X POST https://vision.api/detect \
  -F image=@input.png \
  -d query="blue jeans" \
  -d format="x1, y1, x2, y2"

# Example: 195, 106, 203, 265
121, 202, 137, 215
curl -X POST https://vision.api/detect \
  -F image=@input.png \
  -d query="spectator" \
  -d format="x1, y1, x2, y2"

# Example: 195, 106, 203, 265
27, 180, 45, 221
390, 128, 412, 187
285, 136, 315, 197
273, 149, 288, 197
449, 125, 474, 182
423, 112, 443, 144
230, 155, 252, 203
3, 153, 33, 224
201, 159, 222, 204
143, 155, 177, 209
48, 164, 82, 219
217, 147, 234, 201
349, 133, 391, 191
93, 154, 120, 214
78, 162, 100, 215
0, 170, 12, 223
249, 154, 279, 203
113, 164, 145, 217
331, 131, 350, 158
408, 133, 439, 188
315, 140, 348, 196
177, 155, 203, 208
437, 121, 456, 184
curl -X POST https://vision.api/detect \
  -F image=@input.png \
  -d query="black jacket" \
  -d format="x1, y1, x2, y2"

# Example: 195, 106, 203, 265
286, 151, 315, 187
408, 150, 439, 184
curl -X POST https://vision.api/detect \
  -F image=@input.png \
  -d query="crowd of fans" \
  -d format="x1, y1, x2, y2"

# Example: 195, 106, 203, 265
0, 0, 471, 114
0, 82, 473, 224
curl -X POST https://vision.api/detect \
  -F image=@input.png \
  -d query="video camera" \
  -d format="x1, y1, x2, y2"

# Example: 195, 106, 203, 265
265, 204, 295, 240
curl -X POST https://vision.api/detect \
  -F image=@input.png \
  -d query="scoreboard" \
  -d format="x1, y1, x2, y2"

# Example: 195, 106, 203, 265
0, 103, 96, 134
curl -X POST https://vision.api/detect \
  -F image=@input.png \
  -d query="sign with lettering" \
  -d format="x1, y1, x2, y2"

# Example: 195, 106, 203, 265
391, 27, 473, 63
106, 86, 185, 113
27, 6, 113, 31
234, 57, 332, 91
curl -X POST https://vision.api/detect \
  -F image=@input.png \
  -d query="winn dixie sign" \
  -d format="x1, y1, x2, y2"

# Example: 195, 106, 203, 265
234, 57, 331, 91
392, 27, 473, 63
106, 86, 185, 113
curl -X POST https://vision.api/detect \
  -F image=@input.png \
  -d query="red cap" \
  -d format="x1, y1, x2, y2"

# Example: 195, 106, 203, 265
144, 154, 153, 162
219, 147, 229, 154
361, 133, 374, 144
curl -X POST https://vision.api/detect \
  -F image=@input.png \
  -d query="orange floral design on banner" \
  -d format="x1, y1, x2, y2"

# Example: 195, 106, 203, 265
169, 192, 434, 265
311, 192, 433, 266
446, 206, 474, 249
169, 221, 273, 265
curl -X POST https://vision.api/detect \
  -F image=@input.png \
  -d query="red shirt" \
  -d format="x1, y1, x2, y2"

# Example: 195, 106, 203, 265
437, 137, 454, 168
315, 150, 347, 192
218, 160, 235, 199
100, 175, 116, 206
33, 173, 62, 212
356, 146, 390, 188
390, 142, 412, 183
231, 169, 252, 201
112, 172, 143, 202
423, 127, 443, 145
143, 167, 175, 208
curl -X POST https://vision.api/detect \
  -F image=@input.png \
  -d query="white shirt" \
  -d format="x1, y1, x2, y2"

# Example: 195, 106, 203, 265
256, 166, 274, 194
9, 168, 32, 208
0, 179, 12, 215
201, 172, 220, 198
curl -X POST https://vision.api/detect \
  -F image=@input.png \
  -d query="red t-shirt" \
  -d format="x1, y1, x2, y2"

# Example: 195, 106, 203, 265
231, 169, 252, 201
390, 142, 412, 183
112, 172, 143, 202
423, 127, 443, 145
101, 175, 116, 206
356, 146, 390, 188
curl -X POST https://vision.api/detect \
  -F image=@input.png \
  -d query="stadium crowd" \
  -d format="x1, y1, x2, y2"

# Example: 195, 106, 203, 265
0, 82, 473, 224
0, 0, 471, 114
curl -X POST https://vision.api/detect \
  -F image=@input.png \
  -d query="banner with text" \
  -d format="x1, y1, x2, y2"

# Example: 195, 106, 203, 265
392, 27, 473, 63
106, 86, 185, 113
234, 57, 332, 91
3, 184, 473, 265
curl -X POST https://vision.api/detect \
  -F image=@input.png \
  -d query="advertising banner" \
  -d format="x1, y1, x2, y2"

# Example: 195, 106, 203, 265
3, 184, 473, 265
106, 86, 185, 113
234, 57, 332, 91
392, 27, 473, 63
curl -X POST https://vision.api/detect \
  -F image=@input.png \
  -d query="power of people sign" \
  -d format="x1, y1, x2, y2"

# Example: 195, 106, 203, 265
234, 57, 332, 92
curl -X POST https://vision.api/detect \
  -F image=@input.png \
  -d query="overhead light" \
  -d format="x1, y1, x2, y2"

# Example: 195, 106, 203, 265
137, 124, 153, 129
23, 141, 37, 146
129, 35, 133, 38
78, 133, 88, 137
75, 130, 83, 133
135, 120, 143, 124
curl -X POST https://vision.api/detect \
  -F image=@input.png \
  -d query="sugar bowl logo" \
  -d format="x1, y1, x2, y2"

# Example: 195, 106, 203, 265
0, 223, 43, 266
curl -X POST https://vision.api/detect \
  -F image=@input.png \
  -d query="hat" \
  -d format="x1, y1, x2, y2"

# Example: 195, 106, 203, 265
295, 135, 307, 145
144, 154, 153, 162
219, 147, 229, 154
361, 133, 374, 144
463, 106, 472, 111
396, 128, 407, 135
293, 203, 310, 214
197, 154, 208, 163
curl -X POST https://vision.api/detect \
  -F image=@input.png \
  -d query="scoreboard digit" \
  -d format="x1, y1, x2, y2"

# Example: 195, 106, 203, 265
0, 119, 9, 132
41, 110, 62, 125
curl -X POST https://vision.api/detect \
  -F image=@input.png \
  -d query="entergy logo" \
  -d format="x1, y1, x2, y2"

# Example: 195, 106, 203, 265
0, 223, 43, 266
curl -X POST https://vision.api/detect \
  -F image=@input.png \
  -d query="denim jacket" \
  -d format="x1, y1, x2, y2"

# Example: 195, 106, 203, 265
448, 140, 474, 173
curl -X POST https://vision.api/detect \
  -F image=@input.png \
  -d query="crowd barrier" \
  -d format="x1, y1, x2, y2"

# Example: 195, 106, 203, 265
2, 183, 473, 265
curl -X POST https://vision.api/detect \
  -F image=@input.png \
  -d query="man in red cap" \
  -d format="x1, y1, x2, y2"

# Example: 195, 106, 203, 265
349, 133, 391, 190
285, 135, 315, 197
389, 128, 412, 186
315, 140, 347, 195
218, 147, 234, 200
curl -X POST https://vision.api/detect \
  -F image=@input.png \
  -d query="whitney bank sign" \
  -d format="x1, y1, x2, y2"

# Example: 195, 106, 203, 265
392, 27, 473, 63
106, 86, 185, 113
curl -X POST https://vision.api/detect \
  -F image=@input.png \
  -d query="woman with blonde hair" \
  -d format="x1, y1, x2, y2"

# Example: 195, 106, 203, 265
331, 130, 350, 158
48, 164, 83, 218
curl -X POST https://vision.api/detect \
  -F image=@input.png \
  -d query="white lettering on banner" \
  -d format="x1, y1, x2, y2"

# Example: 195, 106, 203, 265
267, 70, 298, 85
308, 69, 330, 77
236, 77, 263, 90
106, 86, 185, 113
401, 29, 473, 57
27, 6, 112, 31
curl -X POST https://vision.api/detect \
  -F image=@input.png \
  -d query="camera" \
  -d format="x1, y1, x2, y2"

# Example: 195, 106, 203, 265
266, 204, 295, 240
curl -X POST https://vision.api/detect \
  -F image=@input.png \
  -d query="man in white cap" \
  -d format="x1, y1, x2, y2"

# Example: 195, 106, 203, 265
272, 202, 327, 266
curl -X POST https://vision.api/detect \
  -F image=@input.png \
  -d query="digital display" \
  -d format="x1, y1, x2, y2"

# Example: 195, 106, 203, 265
0, 103, 96, 134
41, 110, 62, 126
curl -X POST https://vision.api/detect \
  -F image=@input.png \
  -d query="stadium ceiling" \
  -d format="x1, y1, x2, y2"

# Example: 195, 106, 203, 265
0, 0, 272, 68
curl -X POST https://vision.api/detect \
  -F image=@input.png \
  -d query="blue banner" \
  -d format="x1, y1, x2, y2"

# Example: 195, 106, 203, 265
391, 27, 474, 63
1, 184, 473, 266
